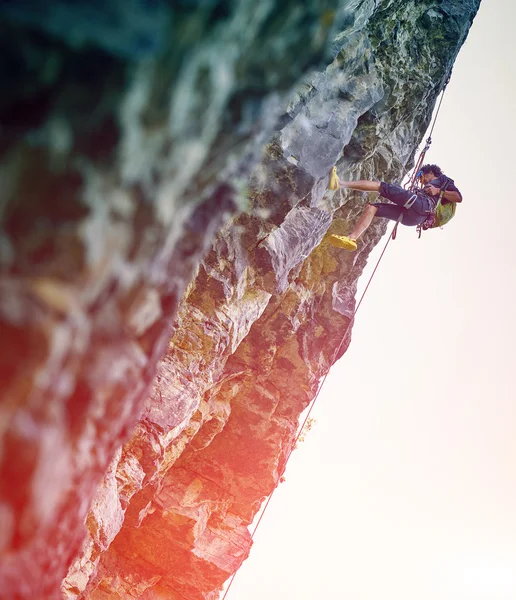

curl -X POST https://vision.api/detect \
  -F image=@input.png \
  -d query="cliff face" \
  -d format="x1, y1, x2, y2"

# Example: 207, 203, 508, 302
0, 1, 480, 599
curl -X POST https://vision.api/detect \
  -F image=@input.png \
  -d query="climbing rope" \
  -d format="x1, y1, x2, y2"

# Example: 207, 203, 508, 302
220, 210, 402, 600
405, 76, 450, 191
401, 78, 451, 240
222, 76, 451, 600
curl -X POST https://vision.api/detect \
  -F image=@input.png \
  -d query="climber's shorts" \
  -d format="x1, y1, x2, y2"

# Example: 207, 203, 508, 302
371, 182, 434, 226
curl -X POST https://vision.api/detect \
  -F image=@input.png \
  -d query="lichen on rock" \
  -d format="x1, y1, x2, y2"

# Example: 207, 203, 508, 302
0, 1, 481, 598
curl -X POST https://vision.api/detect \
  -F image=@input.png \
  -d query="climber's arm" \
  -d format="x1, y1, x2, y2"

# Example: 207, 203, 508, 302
424, 183, 463, 203
441, 188, 462, 203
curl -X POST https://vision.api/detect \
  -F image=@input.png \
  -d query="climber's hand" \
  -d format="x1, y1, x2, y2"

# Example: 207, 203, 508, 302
424, 184, 440, 196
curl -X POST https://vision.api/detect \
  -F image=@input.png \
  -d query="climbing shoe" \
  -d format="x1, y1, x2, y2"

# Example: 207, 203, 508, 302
328, 235, 357, 252
328, 166, 339, 190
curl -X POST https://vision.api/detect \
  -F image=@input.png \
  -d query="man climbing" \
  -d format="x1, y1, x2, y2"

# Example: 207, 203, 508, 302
329, 164, 462, 251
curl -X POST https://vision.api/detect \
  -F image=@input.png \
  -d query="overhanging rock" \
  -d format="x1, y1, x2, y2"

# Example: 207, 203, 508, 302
0, 1, 481, 598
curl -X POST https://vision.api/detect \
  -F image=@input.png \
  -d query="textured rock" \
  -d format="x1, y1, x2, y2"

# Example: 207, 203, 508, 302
0, 1, 480, 599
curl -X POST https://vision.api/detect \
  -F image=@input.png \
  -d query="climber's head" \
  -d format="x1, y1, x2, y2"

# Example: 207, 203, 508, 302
419, 163, 443, 184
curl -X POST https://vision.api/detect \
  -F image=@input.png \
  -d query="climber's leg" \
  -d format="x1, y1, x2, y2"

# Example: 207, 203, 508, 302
372, 203, 405, 222
376, 182, 414, 206
349, 204, 379, 239
328, 204, 379, 252
339, 179, 381, 193
342, 180, 417, 208
329, 179, 419, 252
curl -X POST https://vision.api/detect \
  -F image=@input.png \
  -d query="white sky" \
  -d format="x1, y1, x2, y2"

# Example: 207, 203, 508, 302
224, 1, 516, 599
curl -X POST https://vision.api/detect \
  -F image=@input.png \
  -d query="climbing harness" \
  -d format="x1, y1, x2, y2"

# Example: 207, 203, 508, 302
391, 192, 418, 240
403, 193, 418, 209
222, 76, 453, 600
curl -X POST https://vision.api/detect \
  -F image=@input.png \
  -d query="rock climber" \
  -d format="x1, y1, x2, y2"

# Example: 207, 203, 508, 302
329, 164, 463, 251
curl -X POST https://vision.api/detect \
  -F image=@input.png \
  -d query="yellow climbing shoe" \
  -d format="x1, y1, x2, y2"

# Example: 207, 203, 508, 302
328, 234, 357, 252
328, 166, 339, 190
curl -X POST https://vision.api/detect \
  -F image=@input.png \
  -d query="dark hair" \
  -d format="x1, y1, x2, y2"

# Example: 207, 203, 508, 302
420, 164, 442, 177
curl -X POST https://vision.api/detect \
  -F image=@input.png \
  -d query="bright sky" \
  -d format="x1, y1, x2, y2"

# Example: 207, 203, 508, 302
225, 1, 516, 599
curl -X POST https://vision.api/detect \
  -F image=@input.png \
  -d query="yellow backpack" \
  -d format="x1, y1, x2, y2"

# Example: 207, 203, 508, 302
418, 178, 457, 235
433, 192, 456, 227
430, 178, 456, 228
